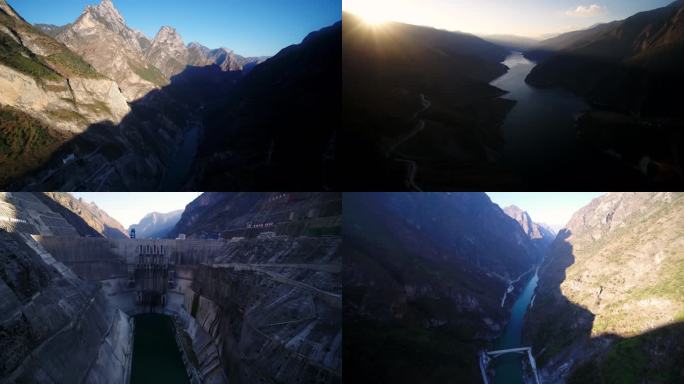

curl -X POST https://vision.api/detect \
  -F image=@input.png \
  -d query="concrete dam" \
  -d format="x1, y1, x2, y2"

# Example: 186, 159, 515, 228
0, 192, 341, 384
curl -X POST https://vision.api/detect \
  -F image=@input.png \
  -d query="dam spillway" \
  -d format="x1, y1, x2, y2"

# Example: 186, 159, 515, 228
0, 192, 341, 384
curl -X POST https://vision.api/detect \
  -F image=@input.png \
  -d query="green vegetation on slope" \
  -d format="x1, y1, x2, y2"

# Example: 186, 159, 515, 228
128, 59, 168, 87
46, 108, 87, 124
0, 10, 103, 80
0, 105, 70, 186
527, 193, 684, 380
0, 29, 60, 82
45, 51, 101, 79
568, 323, 684, 384
79, 100, 112, 116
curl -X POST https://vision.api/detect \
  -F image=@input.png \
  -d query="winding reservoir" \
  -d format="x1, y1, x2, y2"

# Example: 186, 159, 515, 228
489, 52, 591, 183
130, 314, 190, 384
493, 270, 539, 384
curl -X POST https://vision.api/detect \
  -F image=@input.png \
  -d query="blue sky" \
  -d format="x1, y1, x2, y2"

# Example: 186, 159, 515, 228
343, 0, 673, 37
71, 192, 201, 228
9, 0, 341, 56
487, 192, 605, 231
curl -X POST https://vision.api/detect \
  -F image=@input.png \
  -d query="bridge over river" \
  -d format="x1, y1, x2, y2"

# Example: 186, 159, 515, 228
479, 347, 541, 384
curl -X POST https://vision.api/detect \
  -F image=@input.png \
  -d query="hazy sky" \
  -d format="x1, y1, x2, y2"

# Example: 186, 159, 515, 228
71, 192, 201, 228
343, 0, 673, 37
9, 0, 340, 57
487, 192, 605, 231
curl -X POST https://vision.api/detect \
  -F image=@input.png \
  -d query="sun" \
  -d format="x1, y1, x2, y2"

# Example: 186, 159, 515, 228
359, 8, 388, 25
344, 1, 389, 26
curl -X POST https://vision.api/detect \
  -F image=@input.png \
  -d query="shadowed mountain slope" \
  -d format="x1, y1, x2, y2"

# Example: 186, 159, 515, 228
190, 22, 341, 190
525, 1, 684, 117
344, 192, 539, 384
342, 12, 520, 190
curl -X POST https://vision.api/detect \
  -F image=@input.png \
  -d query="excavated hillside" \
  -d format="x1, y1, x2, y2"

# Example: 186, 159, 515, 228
38, 192, 127, 238
0, 192, 131, 383
0, 192, 341, 384
524, 192, 684, 383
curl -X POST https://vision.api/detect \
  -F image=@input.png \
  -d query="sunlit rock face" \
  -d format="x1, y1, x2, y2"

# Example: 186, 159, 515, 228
525, 192, 684, 383
503, 205, 555, 256
55, 0, 164, 100
146, 26, 189, 78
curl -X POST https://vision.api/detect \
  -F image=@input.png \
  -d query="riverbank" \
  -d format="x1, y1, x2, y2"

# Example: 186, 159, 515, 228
492, 268, 540, 384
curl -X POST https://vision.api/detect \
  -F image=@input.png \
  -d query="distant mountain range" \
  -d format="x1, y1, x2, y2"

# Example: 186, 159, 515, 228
525, 0, 684, 117
34, 0, 265, 101
128, 209, 182, 239
483, 34, 540, 51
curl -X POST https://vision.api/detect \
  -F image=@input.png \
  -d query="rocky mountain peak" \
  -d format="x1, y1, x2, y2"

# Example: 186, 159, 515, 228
146, 25, 189, 77
152, 25, 185, 48
84, 0, 126, 33
0, 0, 22, 20
503, 204, 534, 234
502, 204, 555, 254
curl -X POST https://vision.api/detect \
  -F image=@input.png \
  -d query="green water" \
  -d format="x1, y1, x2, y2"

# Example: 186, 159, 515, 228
493, 270, 539, 384
130, 314, 190, 384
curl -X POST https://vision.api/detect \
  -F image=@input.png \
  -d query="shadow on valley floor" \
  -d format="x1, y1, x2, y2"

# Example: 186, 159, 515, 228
525, 230, 684, 383
4, 22, 340, 191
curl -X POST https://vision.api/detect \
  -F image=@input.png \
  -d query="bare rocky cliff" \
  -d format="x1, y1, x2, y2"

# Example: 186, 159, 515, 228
504, 204, 555, 256
524, 192, 684, 383
54, 0, 166, 100
146, 26, 189, 78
